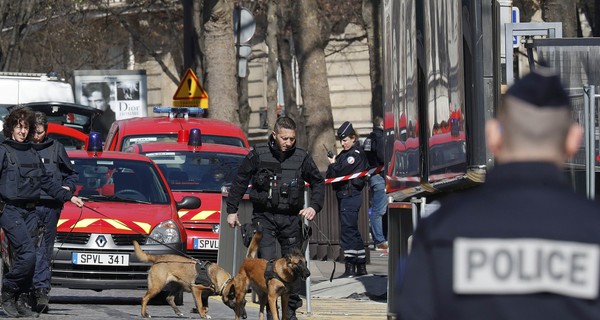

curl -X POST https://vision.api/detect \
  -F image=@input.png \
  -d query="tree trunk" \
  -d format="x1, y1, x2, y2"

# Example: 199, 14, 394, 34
291, 0, 336, 172
203, 0, 240, 125
362, 0, 383, 119
265, 0, 279, 132
542, 0, 577, 37
1, 0, 36, 71
277, 0, 307, 148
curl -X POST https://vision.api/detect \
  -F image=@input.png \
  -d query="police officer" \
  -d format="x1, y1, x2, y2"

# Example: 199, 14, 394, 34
326, 121, 369, 278
0, 106, 84, 317
396, 69, 600, 319
363, 116, 388, 250
29, 112, 78, 313
226, 116, 325, 320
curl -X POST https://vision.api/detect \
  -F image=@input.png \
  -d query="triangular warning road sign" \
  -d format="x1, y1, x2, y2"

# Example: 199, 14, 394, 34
173, 69, 208, 100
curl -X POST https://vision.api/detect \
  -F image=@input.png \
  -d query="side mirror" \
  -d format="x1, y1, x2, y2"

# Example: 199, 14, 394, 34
176, 196, 201, 211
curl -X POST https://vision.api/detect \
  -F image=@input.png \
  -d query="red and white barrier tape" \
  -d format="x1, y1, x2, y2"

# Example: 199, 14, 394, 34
324, 165, 383, 184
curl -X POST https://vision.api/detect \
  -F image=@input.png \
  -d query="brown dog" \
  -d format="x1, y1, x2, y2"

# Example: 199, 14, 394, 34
133, 240, 239, 318
225, 231, 311, 320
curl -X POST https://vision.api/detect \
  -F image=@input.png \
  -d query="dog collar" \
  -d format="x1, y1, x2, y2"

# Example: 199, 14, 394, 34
219, 277, 233, 296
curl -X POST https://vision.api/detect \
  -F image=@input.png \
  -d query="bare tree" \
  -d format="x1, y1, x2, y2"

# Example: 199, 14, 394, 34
362, 0, 382, 119
277, 0, 306, 147
203, 0, 239, 124
265, 0, 279, 133
542, 0, 577, 37
291, 0, 336, 171
0, 1, 37, 71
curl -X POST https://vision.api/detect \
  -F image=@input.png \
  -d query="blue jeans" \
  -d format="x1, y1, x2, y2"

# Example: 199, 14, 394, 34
369, 174, 386, 244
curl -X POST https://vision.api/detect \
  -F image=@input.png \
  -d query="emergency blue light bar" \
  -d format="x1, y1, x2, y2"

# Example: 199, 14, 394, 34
188, 128, 202, 147
153, 106, 205, 115
87, 132, 103, 153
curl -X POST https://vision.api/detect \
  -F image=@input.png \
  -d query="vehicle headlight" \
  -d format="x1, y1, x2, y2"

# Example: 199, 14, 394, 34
146, 220, 181, 244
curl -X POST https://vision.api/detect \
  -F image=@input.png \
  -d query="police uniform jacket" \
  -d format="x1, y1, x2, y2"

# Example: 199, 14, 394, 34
226, 137, 325, 215
326, 142, 368, 197
33, 138, 78, 204
396, 162, 600, 320
0, 139, 75, 203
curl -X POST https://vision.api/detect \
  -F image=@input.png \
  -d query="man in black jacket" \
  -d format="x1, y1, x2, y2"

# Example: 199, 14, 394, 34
396, 69, 600, 319
226, 116, 325, 320
364, 116, 387, 250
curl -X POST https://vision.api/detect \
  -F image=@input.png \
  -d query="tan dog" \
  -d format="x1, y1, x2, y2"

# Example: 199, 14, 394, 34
225, 231, 311, 320
133, 240, 239, 318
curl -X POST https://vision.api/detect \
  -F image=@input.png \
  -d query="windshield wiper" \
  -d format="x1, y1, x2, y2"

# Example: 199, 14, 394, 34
79, 194, 151, 204
106, 195, 152, 204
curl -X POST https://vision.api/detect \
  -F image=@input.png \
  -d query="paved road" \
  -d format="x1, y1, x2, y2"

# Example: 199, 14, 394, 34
3, 248, 390, 319
13, 288, 252, 319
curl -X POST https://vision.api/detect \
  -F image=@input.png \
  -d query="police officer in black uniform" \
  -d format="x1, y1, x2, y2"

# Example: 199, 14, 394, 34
226, 116, 325, 320
326, 121, 369, 278
30, 112, 78, 313
0, 106, 84, 317
396, 69, 600, 319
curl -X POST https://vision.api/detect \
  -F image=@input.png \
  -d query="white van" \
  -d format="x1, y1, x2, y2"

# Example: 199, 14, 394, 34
0, 72, 75, 106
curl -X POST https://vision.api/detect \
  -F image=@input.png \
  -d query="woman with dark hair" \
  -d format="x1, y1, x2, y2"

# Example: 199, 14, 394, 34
0, 106, 83, 317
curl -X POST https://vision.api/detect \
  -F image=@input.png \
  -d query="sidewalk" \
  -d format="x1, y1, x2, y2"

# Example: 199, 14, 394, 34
243, 247, 391, 319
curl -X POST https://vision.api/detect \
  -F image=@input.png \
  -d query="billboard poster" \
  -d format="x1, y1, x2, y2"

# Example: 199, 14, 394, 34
74, 69, 147, 119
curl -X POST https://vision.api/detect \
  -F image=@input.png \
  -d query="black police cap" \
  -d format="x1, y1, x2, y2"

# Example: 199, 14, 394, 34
506, 68, 570, 109
337, 121, 354, 139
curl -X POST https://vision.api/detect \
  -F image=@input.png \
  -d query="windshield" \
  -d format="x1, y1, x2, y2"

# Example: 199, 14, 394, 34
122, 134, 246, 150
144, 151, 244, 192
72, 158, 170, 204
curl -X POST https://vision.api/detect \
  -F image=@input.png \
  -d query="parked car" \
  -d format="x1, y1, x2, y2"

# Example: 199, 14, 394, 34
104, 116, 250, 151
124, 130, 248, 261
0, 134, 200, 304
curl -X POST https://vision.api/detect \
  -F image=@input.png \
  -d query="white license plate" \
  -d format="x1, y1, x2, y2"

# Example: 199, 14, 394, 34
193, 239, 219, 250
72, 253, 130, 266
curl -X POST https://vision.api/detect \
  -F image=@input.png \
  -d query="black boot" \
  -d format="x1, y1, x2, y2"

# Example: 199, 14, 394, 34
1, 287, 19, 317
338, 262, 356, 278
287, 307, 298, 320
34, 288, 49, 313
355, 263, 368, 276
16, 292, 38, 317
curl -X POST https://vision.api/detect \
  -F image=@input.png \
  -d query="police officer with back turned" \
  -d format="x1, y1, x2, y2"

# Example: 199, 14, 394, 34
30, 111, 79, 313
226, 116, 325, 320
396, 69, 600, 319
0, 106, 84, 318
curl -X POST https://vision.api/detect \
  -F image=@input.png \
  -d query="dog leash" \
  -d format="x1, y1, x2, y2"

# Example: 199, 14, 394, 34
79, 201, 195, 260
309, 221, 336, 282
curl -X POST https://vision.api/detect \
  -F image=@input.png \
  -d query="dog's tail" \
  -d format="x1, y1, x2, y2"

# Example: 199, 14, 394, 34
246, 231, 262, 258
133, 240, 158, 263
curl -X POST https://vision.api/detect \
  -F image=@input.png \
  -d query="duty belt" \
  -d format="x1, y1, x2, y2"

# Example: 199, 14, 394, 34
7, 201, 37, 209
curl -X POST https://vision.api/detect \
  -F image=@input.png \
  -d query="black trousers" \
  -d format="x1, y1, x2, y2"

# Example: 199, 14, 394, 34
1, 205, 39, 293
252, 211, 304, 311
